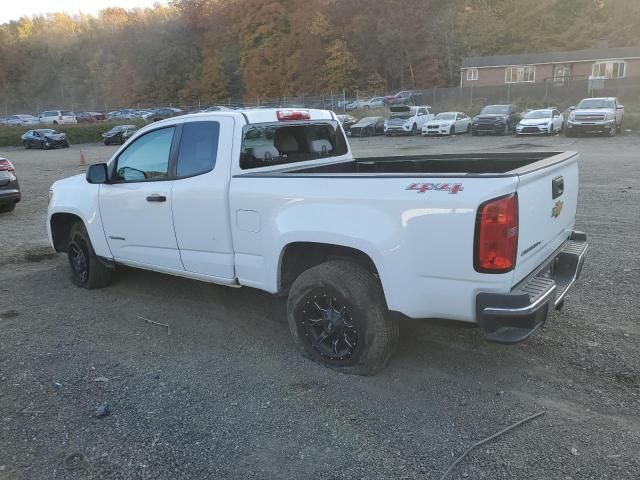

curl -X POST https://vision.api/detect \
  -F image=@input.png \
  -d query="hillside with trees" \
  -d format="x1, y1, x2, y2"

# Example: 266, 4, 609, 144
0, 0, 639, 112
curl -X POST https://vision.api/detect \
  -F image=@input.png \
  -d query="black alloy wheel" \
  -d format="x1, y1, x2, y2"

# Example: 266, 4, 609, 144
299, 293, 358, 361
68, 241, 90, 285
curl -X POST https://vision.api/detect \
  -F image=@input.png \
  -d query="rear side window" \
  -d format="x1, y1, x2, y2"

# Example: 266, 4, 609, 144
176, 121, 220, 177
62, 111, 73, 116
240, 121, 348, 170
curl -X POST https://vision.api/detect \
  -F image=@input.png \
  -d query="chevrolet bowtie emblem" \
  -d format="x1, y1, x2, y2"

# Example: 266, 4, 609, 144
551, 200, 564, 218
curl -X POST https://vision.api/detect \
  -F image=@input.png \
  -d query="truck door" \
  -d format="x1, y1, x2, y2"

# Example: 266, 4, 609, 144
171, 118, 236, 279
99, 125, 183, 270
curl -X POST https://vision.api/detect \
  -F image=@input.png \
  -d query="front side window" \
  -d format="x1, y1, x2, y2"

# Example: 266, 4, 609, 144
176, 121, 220, 177
240, 121, 348, 170
505, 65, 535, 83
467, 68, 478, 81
114, 127, 174, 182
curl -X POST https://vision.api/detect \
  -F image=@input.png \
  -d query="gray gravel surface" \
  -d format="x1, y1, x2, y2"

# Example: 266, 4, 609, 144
0, 134, 639, 479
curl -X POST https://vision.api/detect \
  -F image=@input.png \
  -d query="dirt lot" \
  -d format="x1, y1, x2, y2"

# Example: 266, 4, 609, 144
1, 133, 639, 479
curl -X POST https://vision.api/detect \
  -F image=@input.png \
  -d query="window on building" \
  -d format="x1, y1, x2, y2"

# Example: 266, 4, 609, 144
466, 68, 478, 81
553, 64, 570, 82
592, 61, 625, 79
505, 65, 535, 83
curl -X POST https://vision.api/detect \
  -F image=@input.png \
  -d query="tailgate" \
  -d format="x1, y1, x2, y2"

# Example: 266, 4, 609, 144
513, 153, 579, 284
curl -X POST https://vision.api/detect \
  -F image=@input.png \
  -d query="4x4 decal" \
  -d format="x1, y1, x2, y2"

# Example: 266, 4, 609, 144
406, 183, 464, 194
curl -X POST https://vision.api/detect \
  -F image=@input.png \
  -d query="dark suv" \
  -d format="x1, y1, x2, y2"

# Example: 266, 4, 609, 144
472, 105, 520, 135
0, 158, 20, 213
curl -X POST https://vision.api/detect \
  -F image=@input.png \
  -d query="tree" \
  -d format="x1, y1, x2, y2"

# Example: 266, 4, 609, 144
322, 39, 358, 92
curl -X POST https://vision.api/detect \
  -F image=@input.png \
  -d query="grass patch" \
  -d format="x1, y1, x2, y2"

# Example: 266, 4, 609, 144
0, 121, 146, 148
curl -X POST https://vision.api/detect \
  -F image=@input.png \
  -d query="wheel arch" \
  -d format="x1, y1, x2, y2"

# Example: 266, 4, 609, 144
277, 241, 381, 297
50, 212, 84, 252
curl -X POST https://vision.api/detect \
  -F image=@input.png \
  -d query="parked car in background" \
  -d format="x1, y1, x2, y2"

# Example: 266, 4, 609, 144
516, 108, 564, 136
203, 106, 231, 112
472, 105, 520, 135
384, 105, 433, 136
2, 114, 40, 126
39, 110, 77, 125
102, 125, 138, 145
337, 114, 357, 133
422, 112, 472, 136
385, 90, 426, 106
21, 129, 70, 149
566, 97, 624, 137
359, 97, 386, 109
0, 157, 20, 213
345, 99, 368, 111
144, 107, 183, 122
76, 112, 107, 123
135, 110, 153, 118
348, 116, 385, 137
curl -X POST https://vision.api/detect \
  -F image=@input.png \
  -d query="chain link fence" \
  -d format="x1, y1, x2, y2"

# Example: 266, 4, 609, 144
2, 77, 639, 118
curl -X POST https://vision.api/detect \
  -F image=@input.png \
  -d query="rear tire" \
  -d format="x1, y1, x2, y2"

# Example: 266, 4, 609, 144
68, 222, 115, 289
287, 260, 399, 375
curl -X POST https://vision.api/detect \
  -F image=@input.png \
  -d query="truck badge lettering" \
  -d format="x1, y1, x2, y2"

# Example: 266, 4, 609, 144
406, 183, 463, 194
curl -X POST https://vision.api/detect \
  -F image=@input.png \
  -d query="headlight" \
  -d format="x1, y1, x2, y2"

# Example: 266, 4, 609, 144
605, 113, 614, 120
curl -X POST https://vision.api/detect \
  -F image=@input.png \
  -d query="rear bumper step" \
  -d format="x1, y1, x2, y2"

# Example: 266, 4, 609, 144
476, 231, 588, 344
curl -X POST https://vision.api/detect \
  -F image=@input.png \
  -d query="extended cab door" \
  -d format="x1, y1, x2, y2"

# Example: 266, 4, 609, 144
171, 118, 236, 279
99, 126, 183, 270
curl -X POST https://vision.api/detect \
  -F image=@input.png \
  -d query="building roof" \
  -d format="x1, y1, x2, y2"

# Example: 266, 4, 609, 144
462, 46, 640, 69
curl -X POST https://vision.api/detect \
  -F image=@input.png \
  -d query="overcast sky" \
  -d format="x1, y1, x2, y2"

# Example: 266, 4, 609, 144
0, 0, 167, 23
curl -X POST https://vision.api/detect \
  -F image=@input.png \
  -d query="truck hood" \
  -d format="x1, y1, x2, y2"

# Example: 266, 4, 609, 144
52, 173, 86, 190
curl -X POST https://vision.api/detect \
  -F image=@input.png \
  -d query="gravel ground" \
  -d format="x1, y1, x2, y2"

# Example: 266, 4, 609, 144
0, 133, 639, 479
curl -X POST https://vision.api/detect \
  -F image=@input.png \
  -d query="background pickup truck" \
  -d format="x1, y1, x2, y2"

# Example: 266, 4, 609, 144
566, 97, 624, 137
47, 108, 588, 375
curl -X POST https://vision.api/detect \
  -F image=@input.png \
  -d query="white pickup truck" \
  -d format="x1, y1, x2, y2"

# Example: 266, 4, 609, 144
47, 108, 588, 374
566, 97, 624, 137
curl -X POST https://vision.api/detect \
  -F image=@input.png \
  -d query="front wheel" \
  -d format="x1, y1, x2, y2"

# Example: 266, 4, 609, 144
287, 260, 399, 375
411, 124, 418, 135
466, 124, 471, 134
68, 222, 115, 289
40, 140, 47, 149
502, 123, 510, 135
608, 124, 617, 137
449, 126, 455, 136
23, 141, 30, 149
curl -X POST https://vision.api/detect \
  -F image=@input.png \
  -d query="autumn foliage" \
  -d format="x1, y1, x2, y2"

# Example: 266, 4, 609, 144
0, 0, 638, 111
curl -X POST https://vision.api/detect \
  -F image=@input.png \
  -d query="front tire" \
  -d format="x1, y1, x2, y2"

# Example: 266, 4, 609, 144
287, 260, 399, 375
68, 222, 115, 289
449, 126, 455, 136
40, 140, 47, 149
411, 124, 418, 135
608, 124, 617, 137
23, 141, 30, 149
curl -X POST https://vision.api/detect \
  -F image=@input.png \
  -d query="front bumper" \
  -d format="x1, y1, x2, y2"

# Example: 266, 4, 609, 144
516, 125, 549, 135
472, 123, 506, 134
423, 126, 452, 135
384, 125, 412, 135
476, 231, 588, 344
566, 120, 614, 133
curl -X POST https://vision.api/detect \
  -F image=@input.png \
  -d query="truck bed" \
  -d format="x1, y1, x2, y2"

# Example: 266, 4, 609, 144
240, 152, 576, 177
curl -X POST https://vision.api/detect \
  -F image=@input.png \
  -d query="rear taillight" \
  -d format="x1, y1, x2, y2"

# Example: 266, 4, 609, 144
277, 109, 310, 121
474, 193, 518, 273
0, 158, 15, 172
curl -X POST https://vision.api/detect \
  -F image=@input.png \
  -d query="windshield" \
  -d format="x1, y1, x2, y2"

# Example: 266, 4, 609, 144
39, 129, 56, 135
480, 105, 509, 114
241, 121, 348, 170
577, 99, 614, 109
524, 110, 552, 119
435, 113, 456, 120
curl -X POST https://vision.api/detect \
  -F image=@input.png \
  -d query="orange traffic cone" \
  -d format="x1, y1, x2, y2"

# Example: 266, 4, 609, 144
79, 150, 86, 166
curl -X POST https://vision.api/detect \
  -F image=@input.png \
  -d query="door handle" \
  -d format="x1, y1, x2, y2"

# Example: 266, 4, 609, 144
146, 195, 167, 202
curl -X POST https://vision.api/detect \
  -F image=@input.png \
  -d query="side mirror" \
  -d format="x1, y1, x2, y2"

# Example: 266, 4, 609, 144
617, 105, 624, 110
86, 163, 109, 184
569, 106, 576, 111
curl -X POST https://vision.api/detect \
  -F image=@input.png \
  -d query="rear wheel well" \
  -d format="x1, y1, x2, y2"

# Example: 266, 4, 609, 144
278, 242, 378, 295
50, 213, 83, 252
